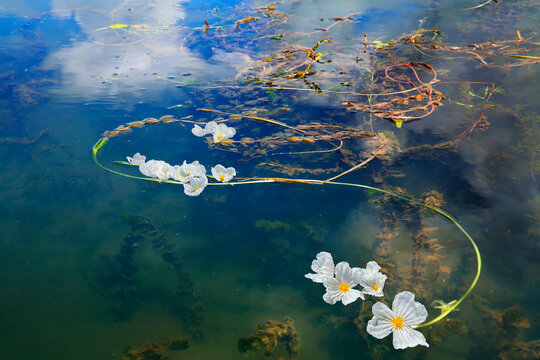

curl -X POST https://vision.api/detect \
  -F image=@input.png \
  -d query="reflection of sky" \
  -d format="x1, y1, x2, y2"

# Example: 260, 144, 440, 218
6, 0, 535, 209
32, 0, 424, 102
41, 0, 201, 99
35, 0, 255, 101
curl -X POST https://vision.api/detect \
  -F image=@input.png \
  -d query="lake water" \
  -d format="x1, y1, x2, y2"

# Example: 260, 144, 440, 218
0, 0, 538, 359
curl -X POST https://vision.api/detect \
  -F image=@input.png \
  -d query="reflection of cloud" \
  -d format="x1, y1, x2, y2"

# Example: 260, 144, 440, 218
43, 31, 204, 97
41, 0, 200, 99
41, 0, 254, 102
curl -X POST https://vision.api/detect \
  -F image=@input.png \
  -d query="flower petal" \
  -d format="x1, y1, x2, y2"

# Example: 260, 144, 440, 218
191, 124, 207, 137
392, 326, 429, 349
372, 301, 395, 321
205, 121, 218, 133
212, 123, 236, 142
359, 272, 387, 297
341, 288, 364, 305
310, 252, 334, 276
183, 175, 208, 196
211, 164, 225, 180
392, 291, 428, 326
127, 152, 146, 165
367, 302, 394, 339
322, 277, 340, 291
211, 164, 236, 182
305, 273, 333, 283
365, 260, 381, 273
335, 262, 358, 287
322, 290, 342, 305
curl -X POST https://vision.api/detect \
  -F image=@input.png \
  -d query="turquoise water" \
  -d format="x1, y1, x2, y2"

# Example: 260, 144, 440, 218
0, 0, 539, 359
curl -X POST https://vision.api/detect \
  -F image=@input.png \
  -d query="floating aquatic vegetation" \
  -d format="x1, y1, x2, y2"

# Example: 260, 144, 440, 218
304, 251, 334, 283
173, 160, 207, 184
93, 130, 482, 346
238, 317, 300, 359
342, 62, 446, 128
139, 160, 174, 181
357, 262, 387, 298
126, 152, 146, 166
86, 2, 510, 354
211, 122, 237, 143
304, 252, 434, 351
306, 252, 388, 306
122, 153, 229, 197
321, 262, 365, 305
367, 291, 429, 350
192, 119, 237, 143
191, 120, 218, 137
211, 164, 236, 182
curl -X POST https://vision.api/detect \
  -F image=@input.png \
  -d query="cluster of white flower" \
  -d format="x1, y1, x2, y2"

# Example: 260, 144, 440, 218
191, 121, 236, 143
305, 252, 387, 305
305, 251, 429, 350
126, 153, 236, 196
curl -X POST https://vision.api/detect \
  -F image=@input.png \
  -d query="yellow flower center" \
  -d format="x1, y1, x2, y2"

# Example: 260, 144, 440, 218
373, 284, 380, 291
392, 316, 404, 329
338, 283, 350, 293
219, 174, 225, 181
195, 185, 200, 190
217, 134, 223, 141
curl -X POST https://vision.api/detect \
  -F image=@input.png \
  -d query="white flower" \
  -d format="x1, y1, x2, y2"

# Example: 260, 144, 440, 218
126, 152, 146, 166
357, 261, 387, 297
139, 160, 173, 180
191, 121, 218, 137
322, 262, 365, 305
211, 164, 236, 182
183, 175, 208, 196
367, 291, 429, 350
212, 123, 236, 143
305, 251, 334, 283
172, 160, 206, 183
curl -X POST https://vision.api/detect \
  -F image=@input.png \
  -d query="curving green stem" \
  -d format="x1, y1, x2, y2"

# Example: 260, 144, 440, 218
92, 139, 481, 327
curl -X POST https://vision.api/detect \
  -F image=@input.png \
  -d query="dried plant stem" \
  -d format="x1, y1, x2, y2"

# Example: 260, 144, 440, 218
321, 155, 376, 184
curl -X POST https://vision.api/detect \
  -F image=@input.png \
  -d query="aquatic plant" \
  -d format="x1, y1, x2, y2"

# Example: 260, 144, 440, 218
305, 252, 427, 349
238, 317, 300, 359
367, 291, 429, 349
85, 1, 537, 352
304, 251, 334, 283
192, 120, 237, 143
119, 336, 189, 360
211, 164, 237, 182
305, 253, 388, 305
321, 261, 365, 305
92, 124, 482, 349
357, 261, 387, 298
96, 214, 204, 338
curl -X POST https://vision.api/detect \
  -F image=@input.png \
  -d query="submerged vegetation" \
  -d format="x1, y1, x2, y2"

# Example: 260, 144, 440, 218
97, 215, 204, 337
119, 336, 189, 360
238, 317, 301, 359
